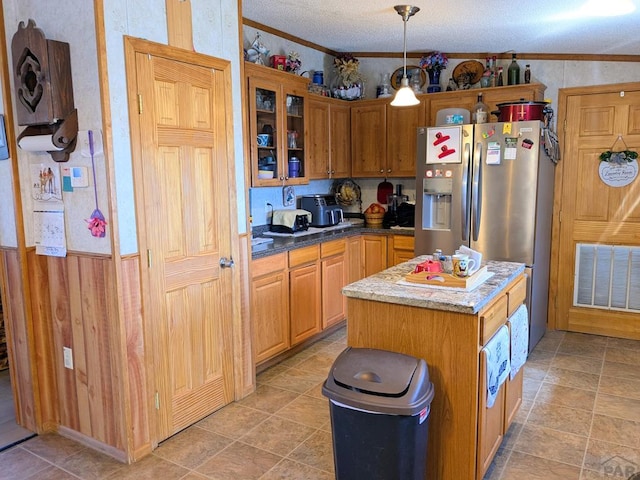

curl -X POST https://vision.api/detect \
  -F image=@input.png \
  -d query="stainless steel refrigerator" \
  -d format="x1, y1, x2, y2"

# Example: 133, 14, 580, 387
415, 121, 555, 351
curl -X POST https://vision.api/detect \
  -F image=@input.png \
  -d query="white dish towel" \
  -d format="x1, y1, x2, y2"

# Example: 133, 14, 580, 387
484, 325, 510, 408
509, 304, 529, 380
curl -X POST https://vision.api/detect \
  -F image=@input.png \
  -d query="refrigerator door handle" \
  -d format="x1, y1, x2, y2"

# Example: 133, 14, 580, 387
472, 141, 483, 241
461, 141, 471, 241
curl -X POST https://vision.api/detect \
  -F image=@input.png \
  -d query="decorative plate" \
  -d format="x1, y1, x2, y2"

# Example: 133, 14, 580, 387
331, 178, 361, 206
391, 65, 426, 90
452, 60, 485, 86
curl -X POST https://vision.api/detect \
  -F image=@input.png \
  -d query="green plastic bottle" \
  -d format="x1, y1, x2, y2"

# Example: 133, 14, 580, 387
507, 53, 520, 86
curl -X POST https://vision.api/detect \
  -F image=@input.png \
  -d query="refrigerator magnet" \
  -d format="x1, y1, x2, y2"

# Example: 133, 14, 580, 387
504, 138, 517, 160
486, 142, 501, 165
502, 123, 512, 135
522, 138, 534, 150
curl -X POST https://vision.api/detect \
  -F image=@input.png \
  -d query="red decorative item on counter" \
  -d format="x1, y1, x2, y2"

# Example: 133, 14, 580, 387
270, 55, 287, 70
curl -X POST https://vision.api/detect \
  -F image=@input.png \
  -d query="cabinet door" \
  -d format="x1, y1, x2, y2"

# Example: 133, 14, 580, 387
426, 92, 476, 126
251, 271, 289, 364
290, 263, 322, 345
347, 236, 363, 283
351, 103, 386, 177
283, 85, 309, 185
307, 97, 331, 179
504, 367, 523, 432
322, 254, 347, 328
362, 235, 388, 277
477, 349, 506, 480
330, 102, 352, 178
386, 101, 425, 177
248, 75, 283, 186
388, 235, 416, 267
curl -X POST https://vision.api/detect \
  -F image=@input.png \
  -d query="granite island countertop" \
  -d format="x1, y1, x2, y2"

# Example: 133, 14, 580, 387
342, 256, 525, 315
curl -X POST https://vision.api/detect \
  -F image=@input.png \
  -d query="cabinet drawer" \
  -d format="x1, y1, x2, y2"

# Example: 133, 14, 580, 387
393, 235, 415, 251
252, 252, 287, 278
321, 239, 346, 258
289, 245, 320, 268
507, 275, 527, 316
480, 294, 508, 345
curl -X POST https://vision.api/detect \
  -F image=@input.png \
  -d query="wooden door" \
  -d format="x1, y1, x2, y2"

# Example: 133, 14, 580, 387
386, 101, 425, 177
552, 84, 640, 337
351, 103, 386, 177
322, 254, 347, 328
290, 263, 321, 345
132, 50, 235, 440
307, 97, 330, 179
362, 235, 388, 277
330, 102, 351, 178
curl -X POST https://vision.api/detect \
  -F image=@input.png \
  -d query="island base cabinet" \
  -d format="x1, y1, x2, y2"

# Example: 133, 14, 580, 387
477, 350, 506, 480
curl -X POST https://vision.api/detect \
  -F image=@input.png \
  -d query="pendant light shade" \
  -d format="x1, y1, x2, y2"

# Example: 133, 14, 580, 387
391, 5, 420, 107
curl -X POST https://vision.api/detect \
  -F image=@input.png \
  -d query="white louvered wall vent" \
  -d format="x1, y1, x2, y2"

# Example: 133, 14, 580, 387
574, 244, 640, 311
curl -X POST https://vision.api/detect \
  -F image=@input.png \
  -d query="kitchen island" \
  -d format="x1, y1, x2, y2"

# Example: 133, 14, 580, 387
342, 258, 527, 480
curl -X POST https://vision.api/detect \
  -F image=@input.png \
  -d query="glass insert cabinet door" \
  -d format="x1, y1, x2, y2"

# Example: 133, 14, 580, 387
247, 70, 308, 187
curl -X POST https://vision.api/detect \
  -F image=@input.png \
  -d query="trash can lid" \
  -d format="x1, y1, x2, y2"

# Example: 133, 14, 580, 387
322, 347, 435, 416
332, 347, 420, 396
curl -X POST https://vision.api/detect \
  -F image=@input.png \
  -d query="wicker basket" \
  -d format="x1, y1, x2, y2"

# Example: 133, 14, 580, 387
364, 212, 385, 227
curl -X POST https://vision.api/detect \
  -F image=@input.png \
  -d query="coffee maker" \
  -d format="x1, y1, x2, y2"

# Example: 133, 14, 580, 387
383, 185, 411, 228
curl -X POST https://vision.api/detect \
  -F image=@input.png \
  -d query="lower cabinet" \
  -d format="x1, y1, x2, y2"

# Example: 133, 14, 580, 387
251, 241, 349, 366
388, 234, 415, 267
476, 276, 526, 479
362, 234, 388, 277
321, 240, 347, 329
250, 253, 290, 364
289, 245, 322, 345
346, 235, 363, 284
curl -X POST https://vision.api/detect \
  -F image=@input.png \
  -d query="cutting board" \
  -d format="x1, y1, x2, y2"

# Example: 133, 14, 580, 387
405, 266, 489, 289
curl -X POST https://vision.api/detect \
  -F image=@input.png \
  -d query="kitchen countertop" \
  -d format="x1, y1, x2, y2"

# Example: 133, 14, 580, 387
342, 256, 525, 314
251, 220, 414, 259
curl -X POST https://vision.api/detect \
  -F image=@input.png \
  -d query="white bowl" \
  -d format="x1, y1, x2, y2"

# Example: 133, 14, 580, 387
258, 170, 274, 179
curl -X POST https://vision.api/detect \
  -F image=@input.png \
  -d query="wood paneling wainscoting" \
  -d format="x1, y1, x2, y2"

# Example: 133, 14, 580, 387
0, 247, 151, 462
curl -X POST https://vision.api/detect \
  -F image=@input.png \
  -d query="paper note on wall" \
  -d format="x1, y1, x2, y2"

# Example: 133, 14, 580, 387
34, 209, 67, 257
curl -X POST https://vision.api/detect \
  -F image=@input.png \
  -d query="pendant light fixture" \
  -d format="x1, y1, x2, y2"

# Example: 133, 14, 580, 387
391, 5, 420, 107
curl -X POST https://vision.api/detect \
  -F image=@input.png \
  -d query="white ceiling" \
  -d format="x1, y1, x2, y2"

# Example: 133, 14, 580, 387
243, 0, 640, 56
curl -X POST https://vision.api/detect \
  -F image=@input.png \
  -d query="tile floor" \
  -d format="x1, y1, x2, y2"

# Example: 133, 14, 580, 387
1, 327, 640, 479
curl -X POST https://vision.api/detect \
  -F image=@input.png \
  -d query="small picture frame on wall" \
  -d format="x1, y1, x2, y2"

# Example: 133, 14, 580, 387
283, 185, 295, 206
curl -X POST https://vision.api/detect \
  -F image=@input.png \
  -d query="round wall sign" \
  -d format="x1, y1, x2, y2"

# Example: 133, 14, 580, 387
599, 159, 638, 187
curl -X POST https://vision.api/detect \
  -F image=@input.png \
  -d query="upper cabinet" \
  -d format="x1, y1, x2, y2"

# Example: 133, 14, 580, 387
307, 96, 351, 180
424, 83, 546, 126
246, 63, 310, 186
351, 100, 424, 178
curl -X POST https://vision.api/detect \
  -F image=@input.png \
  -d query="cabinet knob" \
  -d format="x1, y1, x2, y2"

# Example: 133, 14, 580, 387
331, 170, 335, 174
379, 169, 384, 173
387, 169, 392, 173
326, 169, 330, 175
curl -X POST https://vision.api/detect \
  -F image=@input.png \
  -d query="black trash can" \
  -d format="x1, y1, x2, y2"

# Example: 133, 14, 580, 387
322, 347, 435, 480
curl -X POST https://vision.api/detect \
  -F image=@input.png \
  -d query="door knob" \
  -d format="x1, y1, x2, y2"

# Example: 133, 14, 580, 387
219, 257, 235, 268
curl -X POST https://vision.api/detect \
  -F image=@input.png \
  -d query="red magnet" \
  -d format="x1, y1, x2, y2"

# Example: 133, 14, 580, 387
438, 145, 456, 159
522, 138, 534, 149
433, 132, 450, 146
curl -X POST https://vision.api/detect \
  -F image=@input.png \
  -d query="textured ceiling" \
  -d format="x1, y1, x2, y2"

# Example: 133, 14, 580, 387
243, 0, 640, 56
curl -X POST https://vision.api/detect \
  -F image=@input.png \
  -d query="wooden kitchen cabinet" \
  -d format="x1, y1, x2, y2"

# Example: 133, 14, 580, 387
289, 245, 321, 346
351, 100, 424, 178
321, 240, 347, 328
307, 96, 351, 179
362, 234, 388, 276
246, 62, 309, 186
347, 235, 363, 283
387, 235, 415, 267
250, 253, 289, 364
424, 83, 546, 126
386, 100, 425, 177
351, 102, 386, 177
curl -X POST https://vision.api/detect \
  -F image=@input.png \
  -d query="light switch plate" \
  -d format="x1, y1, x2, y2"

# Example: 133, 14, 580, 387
63, 346, 74, 369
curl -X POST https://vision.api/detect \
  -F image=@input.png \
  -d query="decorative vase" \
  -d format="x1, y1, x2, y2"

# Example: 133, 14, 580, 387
331, 76, 365, 101
426, 69, 442, 93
